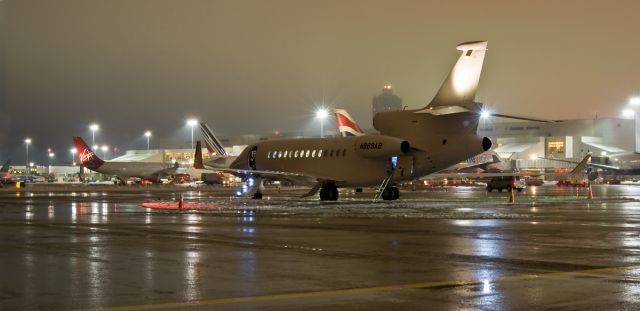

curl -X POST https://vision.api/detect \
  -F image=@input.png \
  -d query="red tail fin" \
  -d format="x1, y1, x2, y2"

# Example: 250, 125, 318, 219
72, 137, 105, 169
193, 141, 204, 169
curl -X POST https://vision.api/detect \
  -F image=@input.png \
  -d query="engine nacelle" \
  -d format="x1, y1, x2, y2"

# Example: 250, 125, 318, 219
354, 135, 410, 159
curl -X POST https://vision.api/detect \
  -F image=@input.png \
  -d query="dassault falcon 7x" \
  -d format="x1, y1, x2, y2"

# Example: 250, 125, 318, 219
72, 137, 180, 183
195, 41, 493, 201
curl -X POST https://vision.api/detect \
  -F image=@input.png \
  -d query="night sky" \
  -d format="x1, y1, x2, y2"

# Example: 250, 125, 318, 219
1, 0, 640, 163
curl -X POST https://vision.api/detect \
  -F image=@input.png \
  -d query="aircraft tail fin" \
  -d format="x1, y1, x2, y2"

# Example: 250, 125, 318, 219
200, 122, 227, 156
569, 153, 592, 177
0, 160, 11, 173
193, 141, 205, 170
72, 136, 105, 170
426, 41, 488, 112
334, 109, 364, 137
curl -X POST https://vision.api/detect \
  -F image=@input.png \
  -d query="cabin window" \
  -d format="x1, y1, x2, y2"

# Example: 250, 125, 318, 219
278, 151, 283, 158
342, 149, 347, 157
329, 149, 334, 157
294, 150, 299, 158
318, 150, 323, 157
267, 151, 271, 159
289, 151, 293, 158
305, 150, 310, 157
311, 150, 316, 157
284, 151, 288, 158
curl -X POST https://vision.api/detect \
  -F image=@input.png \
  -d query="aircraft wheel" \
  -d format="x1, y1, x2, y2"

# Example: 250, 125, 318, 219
320, 183, 338, 201
320, 188, 330, 201
381, 187, 394, 200
517, 188, 523, 193
391, 187, 400, 200
498, 188, 503, 192
252, 192, 263, 200
330, 187, 339, 201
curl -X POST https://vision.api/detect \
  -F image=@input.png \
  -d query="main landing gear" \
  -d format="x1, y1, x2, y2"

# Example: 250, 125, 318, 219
319, 183, 338, 201
381, 186, 400, 201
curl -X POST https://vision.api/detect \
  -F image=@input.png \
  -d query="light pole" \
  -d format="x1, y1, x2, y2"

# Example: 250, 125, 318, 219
24, 138, 31, 167
70, 148, 76, 165
187, 119, 198, 149
100, 145, 109, 160
89, 124, 99, 147
316, 108, 328, 138
48, 152, 55, 174
144, 131, 152, 150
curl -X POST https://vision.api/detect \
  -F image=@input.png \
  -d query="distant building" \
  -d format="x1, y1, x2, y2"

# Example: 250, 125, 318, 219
372, 84, 403, 116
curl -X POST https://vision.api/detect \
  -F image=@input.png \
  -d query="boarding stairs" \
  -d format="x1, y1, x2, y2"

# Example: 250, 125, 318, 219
373, 165, 396, 201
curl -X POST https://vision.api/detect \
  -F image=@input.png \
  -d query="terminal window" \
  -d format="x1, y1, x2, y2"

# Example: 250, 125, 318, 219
547, 140, 565, 155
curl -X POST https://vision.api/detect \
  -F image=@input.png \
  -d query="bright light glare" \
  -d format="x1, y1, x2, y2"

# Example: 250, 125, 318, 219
89, 124, 99, 131
187, 119, 198, 127
529, 154, 537, 160
70, 148, 76, 154
93, 145, 98, 150
480, 110, 490, 119
101, 145, 109, 152
623, 109, 635, 118
48, 152, 55, 158
630, 97, 640, 106
316, 108, 329, 119
24, 138, 31, 144
144, 131, 152, 137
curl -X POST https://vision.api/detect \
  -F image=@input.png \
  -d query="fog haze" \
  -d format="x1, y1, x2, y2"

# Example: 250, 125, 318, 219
2, 0, 640, 162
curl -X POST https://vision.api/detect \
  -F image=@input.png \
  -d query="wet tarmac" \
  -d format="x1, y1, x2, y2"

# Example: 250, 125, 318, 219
2, 185, 640, 310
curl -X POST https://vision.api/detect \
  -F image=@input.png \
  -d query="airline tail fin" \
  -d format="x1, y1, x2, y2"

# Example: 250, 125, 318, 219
200, 122, 227, 156
193, 141, 205, 169
334, 109, 364, 137
0, 160, 11, 173
72, 137, 105, 169
426, 41, 488, 112
569, 153, 592, 177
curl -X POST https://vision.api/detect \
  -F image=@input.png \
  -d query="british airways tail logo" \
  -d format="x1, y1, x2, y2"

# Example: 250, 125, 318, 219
336, 110, 364, 137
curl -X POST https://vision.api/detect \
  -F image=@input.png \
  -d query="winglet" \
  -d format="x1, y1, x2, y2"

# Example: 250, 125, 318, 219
0, 160, 11, 173
569, 152, 592, 177
193, 141, 205, 169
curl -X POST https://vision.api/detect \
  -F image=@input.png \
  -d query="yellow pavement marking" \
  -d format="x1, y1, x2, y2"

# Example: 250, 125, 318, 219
84, 264, 640, 311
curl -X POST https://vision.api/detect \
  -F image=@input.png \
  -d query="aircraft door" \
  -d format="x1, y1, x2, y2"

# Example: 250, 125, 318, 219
393, 155, 414, 179
248, 146, 257, 170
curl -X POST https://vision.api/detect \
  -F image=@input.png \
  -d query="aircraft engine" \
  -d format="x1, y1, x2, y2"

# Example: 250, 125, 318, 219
482, 137, 492, 151
354, 135, 410, 159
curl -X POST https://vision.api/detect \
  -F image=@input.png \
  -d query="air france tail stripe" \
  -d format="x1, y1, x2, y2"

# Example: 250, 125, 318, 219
200, 123, 227, 156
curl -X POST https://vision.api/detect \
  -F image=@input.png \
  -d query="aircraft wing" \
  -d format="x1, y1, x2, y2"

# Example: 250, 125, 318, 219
211, 167, 341, 186
540, 156, 621, 171
490, 113, 554, 123
425, 172, 541, 179
154, 163, 180, 177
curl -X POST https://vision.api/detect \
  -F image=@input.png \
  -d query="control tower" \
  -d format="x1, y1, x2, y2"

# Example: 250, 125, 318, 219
372, 84, 403, 116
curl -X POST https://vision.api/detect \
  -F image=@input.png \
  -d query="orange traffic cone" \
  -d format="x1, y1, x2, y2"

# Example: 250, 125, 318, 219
178, 193, 184, 208
508, 188, 515, 204
587, 185, 593, 200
